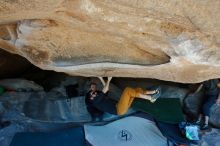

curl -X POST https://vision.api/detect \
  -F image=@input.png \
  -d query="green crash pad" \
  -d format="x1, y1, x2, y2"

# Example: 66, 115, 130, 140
132, 98, 184, 124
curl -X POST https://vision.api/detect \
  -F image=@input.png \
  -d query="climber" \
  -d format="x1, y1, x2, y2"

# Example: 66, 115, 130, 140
85, 82, 104, 121
191, 79, 220, 130
85, 77, 160, 118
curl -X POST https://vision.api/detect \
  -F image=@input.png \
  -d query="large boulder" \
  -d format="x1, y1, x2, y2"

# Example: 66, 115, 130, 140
0, 79, 44, 92
23, 92, 91, 122
183, 92, 205, 118
210, 105, 220, 128
0, 0, 219, 83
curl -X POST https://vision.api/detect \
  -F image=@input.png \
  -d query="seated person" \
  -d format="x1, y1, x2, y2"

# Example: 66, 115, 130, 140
191, 79, 220, 130
85, 77, 160, 116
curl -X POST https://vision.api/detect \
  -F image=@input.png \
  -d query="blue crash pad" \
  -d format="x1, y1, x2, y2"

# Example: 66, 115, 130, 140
10, 126, 85, 146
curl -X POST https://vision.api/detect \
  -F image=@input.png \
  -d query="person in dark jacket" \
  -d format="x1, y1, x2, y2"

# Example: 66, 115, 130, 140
85, 82, 104, 121
192, 79, 220, 130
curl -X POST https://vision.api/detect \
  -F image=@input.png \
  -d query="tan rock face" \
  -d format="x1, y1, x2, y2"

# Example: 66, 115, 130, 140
0, 0, 219, 83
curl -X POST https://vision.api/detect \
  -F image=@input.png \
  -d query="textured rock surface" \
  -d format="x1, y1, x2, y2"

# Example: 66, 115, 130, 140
0, 0, 220, 83
200, 128, 220, 146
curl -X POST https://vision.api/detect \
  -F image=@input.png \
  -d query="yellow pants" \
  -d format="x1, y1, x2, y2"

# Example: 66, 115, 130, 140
116, 87, 146, 115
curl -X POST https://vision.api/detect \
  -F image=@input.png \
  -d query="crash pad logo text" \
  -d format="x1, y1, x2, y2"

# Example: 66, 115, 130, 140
117, 130, 132, 141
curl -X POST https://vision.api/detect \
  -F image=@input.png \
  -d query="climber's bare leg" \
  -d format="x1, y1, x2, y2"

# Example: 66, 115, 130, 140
138, 94, 152, 101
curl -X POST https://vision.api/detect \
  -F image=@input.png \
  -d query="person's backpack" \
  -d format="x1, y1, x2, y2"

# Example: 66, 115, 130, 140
179, 122, 199, 141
